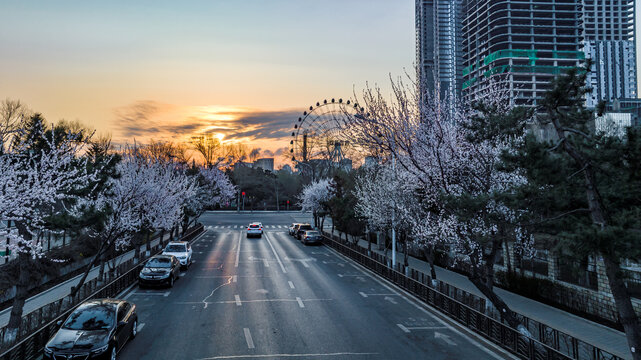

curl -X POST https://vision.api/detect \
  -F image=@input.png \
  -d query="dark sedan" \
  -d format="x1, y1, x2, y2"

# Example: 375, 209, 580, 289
138, 255, 181, 288
302, 230, 322, 245
296, 224, 313, 240
44, 299, 137, 360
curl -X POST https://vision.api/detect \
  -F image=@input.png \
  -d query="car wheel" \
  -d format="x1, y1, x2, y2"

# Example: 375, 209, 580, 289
131, 319, 137, 339
110, 345, 117, 360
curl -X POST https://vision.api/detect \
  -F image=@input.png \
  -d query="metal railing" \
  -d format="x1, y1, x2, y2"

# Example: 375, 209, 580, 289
0, 224, 204, 359
322, 232, 624, 360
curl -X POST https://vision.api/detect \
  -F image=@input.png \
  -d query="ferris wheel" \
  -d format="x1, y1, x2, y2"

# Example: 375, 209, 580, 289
289, 98, 365, 172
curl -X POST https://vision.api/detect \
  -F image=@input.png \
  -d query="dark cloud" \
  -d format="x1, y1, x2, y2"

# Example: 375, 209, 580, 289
114, 101, 163, 137
113, 101, 302, 142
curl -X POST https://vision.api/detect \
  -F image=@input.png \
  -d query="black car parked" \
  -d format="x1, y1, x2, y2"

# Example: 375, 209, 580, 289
138, 255, 181, 288
296, 224, 314, 240
44, 299, 137, 360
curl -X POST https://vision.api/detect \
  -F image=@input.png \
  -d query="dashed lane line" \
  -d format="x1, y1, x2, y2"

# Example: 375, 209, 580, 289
243, 328, 255, 349
288, 281, 295, 289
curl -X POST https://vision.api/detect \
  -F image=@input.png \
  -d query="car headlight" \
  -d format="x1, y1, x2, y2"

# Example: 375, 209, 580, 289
178, 255, 187, 259
159, 271, 170, 278
141, 267, 152, 274
44, 346, 53, 354
91, 344, 109, 354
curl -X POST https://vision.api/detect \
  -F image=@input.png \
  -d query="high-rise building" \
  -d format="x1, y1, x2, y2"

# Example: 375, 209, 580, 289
461, 0, 585, 107
416, 0, 464, 99
583, 0, 637, 107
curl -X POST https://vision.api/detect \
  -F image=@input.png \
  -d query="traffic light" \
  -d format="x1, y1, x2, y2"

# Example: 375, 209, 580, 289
242, 192, 246, 196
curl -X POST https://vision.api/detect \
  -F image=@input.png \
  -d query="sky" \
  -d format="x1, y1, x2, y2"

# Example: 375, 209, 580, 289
0, 0, 415, 166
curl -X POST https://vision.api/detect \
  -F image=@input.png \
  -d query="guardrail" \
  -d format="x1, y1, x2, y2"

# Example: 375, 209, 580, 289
322, 232, 624, 360
0, 224, 204, 360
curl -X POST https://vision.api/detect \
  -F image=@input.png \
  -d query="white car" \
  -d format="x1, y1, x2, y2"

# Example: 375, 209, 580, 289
162, 241, 193, 268
247, 222, 263, 238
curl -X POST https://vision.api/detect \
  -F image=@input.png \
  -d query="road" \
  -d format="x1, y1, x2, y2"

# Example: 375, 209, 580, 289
118, 212, 512, 360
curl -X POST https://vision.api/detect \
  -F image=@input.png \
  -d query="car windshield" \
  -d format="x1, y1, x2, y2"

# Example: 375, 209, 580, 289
146, 257, 172, 268
63, 304, 115, 330
165, 245, 186, 252
306, 231, 320, 236
249, 224, 259, 228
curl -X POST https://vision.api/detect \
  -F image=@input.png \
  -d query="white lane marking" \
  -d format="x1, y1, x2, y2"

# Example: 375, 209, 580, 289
384, 296, 398, 305
397, 324, 410, 333
408, 326, 448, 330
435, 332, 457, 345
301, 261, 310, 268
243, 328, 255, 349
296, 297, 305, 308
288, 281, 295, 289
278, 225, 283, 228
235, 294, 242, 306
325, 246, 510, 360
176, 298, 332, 305
265, 233, 287, 273
358, 292, 368, 298
263, 259, 270, 267
235, 233, 242, 268
197, 352, 378, 360
201, 276, 232, 309
137, 323, 146, 332
120, 283, 139, 300
227, 225, 231, 228
337, 274, 343, 277
233, 275, 238, 283
131, 291, 171, 297
214, 225, 218, 228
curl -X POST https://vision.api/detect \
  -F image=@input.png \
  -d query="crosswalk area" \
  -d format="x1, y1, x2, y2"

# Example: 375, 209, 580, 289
208, 224, 292, 230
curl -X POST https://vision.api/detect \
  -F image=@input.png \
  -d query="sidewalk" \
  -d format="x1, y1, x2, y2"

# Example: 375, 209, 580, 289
344, 235, 631, 359
0, 232, 171, 328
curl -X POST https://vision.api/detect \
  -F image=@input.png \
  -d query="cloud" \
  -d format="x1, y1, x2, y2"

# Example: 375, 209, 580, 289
112, 102, 301, 143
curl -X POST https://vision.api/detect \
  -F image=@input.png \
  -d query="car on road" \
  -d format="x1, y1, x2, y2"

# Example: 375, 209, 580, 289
138, 255, 181, 288
44, 299, 137, 360
247, 222, 263, 238
296, 224, 314, 240
289, 223, 302, 236
301, 230, 322, 245
162, 241, 193, 267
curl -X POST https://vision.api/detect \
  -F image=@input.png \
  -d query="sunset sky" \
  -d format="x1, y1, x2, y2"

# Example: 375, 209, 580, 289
0, 0, 415, 166
2, 1, 640, 167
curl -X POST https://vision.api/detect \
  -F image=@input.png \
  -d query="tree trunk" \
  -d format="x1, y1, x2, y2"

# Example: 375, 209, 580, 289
145, 231, 151, 253
4, 251, 31, 343
422, 246, 437, 280
320, 217, 325, 233
468, 273, 522, 329
71, 240, 108, 298
603, 255, 641, 359
402, 233, 409, 268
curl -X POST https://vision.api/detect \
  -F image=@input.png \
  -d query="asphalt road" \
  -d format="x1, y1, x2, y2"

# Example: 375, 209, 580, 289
118, 212, 511, 360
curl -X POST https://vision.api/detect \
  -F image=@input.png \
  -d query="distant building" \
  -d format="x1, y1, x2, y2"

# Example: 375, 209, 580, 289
583, 0, 637, 108
602, 98, 641, 127
364, 156, 379, 168
339, 159, 353, 172
416, 0, 464, 99
278, 164, 293, 174
254, 158, 274, 172
233, 161, 253, 171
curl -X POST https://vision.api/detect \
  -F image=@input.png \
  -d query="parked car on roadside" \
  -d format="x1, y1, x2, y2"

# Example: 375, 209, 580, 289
44, 299, 137, 360
289, 223, 302, 236
138, 255, 181, 288
301, 230, 322, 245
162, 241, 193, 268
247, 222, 263, 238
296, 224, 314, 240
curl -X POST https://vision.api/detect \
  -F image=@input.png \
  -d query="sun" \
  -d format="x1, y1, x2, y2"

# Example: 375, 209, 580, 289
215, 133, 225, 141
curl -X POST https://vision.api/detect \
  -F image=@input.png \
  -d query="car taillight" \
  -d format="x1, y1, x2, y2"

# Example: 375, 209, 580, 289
247, 228, 250, 230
